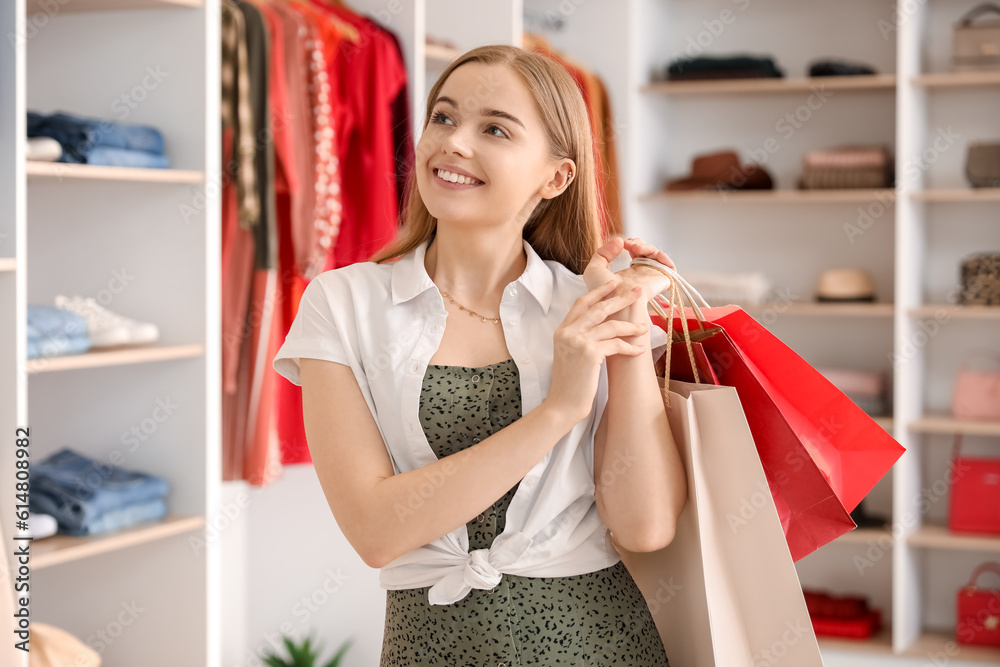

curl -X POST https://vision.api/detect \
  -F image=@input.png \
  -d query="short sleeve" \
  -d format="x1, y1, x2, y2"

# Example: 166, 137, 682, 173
272, 276, 351, 386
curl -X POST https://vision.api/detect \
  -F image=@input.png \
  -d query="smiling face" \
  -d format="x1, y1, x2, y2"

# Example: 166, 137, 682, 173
415, 61, 570, 232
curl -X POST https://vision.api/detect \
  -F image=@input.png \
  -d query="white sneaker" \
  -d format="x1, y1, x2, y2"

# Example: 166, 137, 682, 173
29, 512, 58, 539
54, 295, 159, 347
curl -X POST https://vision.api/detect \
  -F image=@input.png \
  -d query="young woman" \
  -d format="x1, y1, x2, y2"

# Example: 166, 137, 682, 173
273, 44, 686, 666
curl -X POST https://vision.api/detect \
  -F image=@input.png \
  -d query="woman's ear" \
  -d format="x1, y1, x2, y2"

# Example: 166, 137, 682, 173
539, 160, 576, 199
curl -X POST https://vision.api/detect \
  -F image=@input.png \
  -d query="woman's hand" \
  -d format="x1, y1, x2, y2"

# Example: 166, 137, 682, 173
544, 279, 651, 424
582, 236, 676, 305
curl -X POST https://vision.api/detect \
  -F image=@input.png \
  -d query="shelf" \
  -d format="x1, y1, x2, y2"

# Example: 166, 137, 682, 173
816, 626, 893, 654
33, 515, 206, 570
741, 302, 895, 318
905, 630, 1000, 663
25, 343, 205, 373
0, 258, 15, 272
642, 74, 897, 96
912, 71, 1000, 88
425, 43, 460, 66
911, 188, 1000, 202
874, 416, 894, 432
907, 525, 1000, 553
909, 305, 1000, 320
25, 161, 204, 184
909, 414, 1000, 437
833, 527, 893, 546
639, 189, 896, 204
26, 0, 201, 12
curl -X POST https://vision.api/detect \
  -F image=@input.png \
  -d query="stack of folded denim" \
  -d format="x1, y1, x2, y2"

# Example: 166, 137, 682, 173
29, 448, 170, 537
27, 304, 91, 359
27, 110, 169, 169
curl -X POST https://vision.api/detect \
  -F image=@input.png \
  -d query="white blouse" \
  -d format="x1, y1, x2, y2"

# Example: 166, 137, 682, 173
272, 237, 670, 605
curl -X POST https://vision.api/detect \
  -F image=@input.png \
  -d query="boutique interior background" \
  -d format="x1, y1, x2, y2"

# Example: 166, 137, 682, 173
1, 0, 998, 665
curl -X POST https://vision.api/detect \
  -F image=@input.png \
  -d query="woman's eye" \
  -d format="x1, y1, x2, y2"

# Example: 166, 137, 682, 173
486, 125, 509, 139
430, 111, 453, 125
430, 111, 507, 139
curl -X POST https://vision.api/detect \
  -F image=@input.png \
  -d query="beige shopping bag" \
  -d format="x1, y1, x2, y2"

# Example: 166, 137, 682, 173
617, 378, 825, 666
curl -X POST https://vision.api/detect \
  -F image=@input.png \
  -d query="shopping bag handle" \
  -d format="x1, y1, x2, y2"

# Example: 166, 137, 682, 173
965, 561, 1000, 590
630, 257, 712, 310
629, 257, 711, 400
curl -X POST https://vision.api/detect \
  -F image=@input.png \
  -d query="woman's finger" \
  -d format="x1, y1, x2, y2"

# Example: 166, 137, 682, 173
624, 238, 676, 269
566, 279, 620, 323
577, 286, 644, 330
587, 318, 650, 341
596, 337, 648, 358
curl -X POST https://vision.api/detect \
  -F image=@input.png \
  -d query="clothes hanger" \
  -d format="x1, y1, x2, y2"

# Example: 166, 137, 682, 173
282, 0, 360, 44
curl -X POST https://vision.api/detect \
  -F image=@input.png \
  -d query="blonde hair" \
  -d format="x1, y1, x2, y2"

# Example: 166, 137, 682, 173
367, 44, 604, 275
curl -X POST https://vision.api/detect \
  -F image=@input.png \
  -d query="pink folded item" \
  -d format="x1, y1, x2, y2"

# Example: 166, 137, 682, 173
803, 146, 890, 169
817, 367, 885, 397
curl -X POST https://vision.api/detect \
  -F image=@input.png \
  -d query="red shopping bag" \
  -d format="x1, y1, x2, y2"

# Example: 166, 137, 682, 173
651, 303, 905, 561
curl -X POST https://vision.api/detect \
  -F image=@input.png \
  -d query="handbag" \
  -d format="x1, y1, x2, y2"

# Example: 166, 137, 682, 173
959, 254, 1000, 306
633, 257, 905, 561
965, 142, 1000, 188
618, 272, 824, 666
951, 351, 1000, 420
953, 3, 1000, 71
956, 562, 1000, 646
949, 435, 1000, 534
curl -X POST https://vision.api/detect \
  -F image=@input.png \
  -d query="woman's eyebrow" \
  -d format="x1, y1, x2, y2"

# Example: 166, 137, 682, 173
434, 96, 525, 130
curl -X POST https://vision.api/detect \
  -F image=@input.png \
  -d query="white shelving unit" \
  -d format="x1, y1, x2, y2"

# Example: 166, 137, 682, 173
1, 0, 220, 665
3, 0, 993, 663
240, 0, 996, 665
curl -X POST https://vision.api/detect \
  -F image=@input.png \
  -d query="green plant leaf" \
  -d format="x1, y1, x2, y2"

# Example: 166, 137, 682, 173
322, 637, 353, 667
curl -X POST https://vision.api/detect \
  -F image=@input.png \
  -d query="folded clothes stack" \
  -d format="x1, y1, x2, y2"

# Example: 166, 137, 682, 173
803, 589, 882, 639
26, 304, 91, 359
818, 367, 890, 417
27, 297, 160, 359
800, 145, 893, 189
680, 269, 773, 305
27, 109, 169, 169
29, 448, 170, 537
665, 54, 784, 81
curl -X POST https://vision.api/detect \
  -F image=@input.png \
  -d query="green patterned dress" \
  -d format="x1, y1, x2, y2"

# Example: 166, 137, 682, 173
379, 358, 670, 666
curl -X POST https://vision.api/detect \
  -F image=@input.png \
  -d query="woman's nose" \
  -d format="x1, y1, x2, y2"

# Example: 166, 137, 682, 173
440, 124, 473, 155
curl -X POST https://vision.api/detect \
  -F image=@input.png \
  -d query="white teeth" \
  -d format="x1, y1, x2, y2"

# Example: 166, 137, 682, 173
436, 169, 481, 185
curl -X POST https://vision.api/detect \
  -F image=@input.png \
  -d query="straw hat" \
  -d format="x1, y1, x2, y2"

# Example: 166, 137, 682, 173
816, 268, 876, 302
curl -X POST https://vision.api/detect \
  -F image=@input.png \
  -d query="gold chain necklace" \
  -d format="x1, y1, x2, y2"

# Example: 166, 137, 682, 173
439, 289, 501, 325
